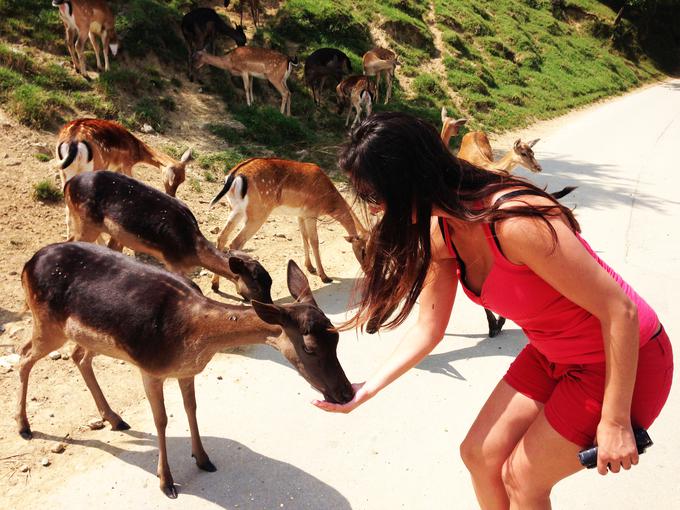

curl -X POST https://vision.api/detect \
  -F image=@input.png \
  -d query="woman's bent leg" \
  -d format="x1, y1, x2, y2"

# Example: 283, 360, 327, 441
460, 380, 543, 510
502, 410, 583, 510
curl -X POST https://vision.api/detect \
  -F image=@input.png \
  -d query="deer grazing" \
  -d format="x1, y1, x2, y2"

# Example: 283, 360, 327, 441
458, 131, 542, 174
193, 48, 298, 116
181, 6, 246, 82
362, 47, 398, 105
440, 107, 468, 149
65, 171, 273, 303
17, 242, 353, 498
52, 0, 119, 77
56, 118, 193, 196
336, 75, 375, 128
209, 158, 369, 287
304, 48, 352, 107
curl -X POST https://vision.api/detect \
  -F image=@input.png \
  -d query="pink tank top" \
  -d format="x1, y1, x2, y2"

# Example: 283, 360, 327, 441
440, 216, 660, 364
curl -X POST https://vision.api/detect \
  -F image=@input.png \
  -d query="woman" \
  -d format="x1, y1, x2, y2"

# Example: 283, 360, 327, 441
314, 112, 673, 508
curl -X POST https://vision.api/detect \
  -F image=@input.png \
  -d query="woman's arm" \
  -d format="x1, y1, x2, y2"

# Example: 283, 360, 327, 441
314, 251, 458, 414
498, 204, 640, 474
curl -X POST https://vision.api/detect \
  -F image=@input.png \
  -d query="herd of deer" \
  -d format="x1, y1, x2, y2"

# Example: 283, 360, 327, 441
14, 0, 550, 499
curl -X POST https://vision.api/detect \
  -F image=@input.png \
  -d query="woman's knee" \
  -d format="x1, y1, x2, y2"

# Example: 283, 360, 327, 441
501, 457, 551, 503
459, 436, 504, 475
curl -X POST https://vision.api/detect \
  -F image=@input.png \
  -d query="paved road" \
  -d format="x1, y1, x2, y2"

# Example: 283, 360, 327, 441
16, 80, 680, 509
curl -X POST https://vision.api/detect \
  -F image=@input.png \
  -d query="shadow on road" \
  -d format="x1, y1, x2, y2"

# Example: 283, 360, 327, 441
32, 430, 351, 509
415, 328, 527, 380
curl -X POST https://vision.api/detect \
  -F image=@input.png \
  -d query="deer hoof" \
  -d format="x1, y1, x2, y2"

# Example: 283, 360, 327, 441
211, 282, 220, 292
19, 427, 33, 440
321, 276, 333, 284
306, 265, 317, 275
111, 419, 130, 431
162, 484, 178, 499
194, 456, 217, 472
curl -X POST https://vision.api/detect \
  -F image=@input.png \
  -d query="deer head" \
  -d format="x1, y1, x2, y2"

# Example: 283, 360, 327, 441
226, 252, 273, 304
163, 148, 193, 196
192, 50, 207, 70
440, 107, 467, 145
252, 261, 354, 404
512, 139, 542, 173
233, 25, 247, 47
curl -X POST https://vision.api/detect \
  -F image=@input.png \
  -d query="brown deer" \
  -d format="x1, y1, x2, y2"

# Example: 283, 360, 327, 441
52, 0, 119, 78
440, 107, 467, 149
458, 132, 542, 174
362, 47, 398, 104
209, 158, 369, 287
336, 75, 375, 128
65, 171, 273, 303
17, 242, 354, 498
56, 118, 193, 196
193, 48, 299, 116
181, 6, 247, 82
304, 48, 352, 107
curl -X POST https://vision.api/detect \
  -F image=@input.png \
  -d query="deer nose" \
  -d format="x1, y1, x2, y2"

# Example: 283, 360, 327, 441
339, 385, 355, 404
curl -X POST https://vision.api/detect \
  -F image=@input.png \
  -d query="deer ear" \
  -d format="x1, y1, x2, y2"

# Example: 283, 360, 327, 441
287, 260, 317, 305
228, 256, 246, 275
441, 106, 447, 123
514, 139, 522, 149
527, 138, 540, 148
180, 148, 193, 164
455, 118, 468, 126
251, 301, 289, 326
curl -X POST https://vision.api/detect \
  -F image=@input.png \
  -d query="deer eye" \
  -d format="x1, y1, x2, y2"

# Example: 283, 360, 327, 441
303, 344, 316, 355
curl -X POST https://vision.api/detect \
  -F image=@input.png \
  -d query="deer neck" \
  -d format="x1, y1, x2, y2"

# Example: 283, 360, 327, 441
201, 52, 234, 72
141, 144, 177, 169
328, 199, 361, 237
441, 127, 454, 149
196, 301, 281, 353
487, 151, 517, 174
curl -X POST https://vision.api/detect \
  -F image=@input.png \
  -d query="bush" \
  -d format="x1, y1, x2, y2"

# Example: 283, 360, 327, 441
33, 180, 62, 202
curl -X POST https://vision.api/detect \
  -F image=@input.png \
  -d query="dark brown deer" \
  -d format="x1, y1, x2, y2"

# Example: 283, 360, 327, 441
17, 242, 353, 498
65, 171, 273, 303
304, 48, 352, 107
181, 6, 246, 82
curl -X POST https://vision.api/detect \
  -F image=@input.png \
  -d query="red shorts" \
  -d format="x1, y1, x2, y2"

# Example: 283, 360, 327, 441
503, 327, 674, 447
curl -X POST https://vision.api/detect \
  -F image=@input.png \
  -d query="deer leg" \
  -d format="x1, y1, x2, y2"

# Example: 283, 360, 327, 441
241, 73, 251, 106
375, 72, 381, 104
141, 374, 176, 499
270, 77, 290, 116
65, 27, 79, 72
69, 222, 101, 243
75, 33, 88, 78
304, 217, 331, 283
211, 209, 244, 290
298, 217, 315, 274
229, 214, 266, 251
71, 346, 129, 430
15, 327, 66, 439
101, 31, 111, 71
484, 308, 506, 338
385, 69, 394, 104
178, 378, 216, 472
88, 32, 103, 71
345, 101, 353, 127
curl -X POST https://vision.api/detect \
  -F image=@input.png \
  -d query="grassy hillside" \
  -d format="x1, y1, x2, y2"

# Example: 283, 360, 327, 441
0, 0, 674, 175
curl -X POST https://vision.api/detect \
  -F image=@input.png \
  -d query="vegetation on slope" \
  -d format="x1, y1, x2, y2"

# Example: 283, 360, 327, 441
0, 0, 677, 175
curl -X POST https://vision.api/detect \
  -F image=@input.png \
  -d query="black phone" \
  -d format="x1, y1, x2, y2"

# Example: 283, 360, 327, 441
578, 428, 653, 469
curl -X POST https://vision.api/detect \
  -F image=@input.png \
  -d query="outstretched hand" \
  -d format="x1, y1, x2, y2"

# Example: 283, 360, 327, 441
313, 383, 371, 414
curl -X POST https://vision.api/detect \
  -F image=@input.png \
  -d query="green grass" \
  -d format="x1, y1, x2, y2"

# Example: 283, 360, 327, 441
0, 0, 675, 177
33, 153, 51, 162
33, 180, 62, 202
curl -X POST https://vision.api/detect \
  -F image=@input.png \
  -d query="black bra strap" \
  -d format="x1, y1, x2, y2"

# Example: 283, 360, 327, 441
489, 189, 550, 256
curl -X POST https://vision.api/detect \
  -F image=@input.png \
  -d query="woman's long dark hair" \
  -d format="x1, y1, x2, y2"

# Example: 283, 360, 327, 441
339, 111, 579, 333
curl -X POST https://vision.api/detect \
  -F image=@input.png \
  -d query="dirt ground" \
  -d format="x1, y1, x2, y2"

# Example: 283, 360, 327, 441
0, 104, 364, 502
